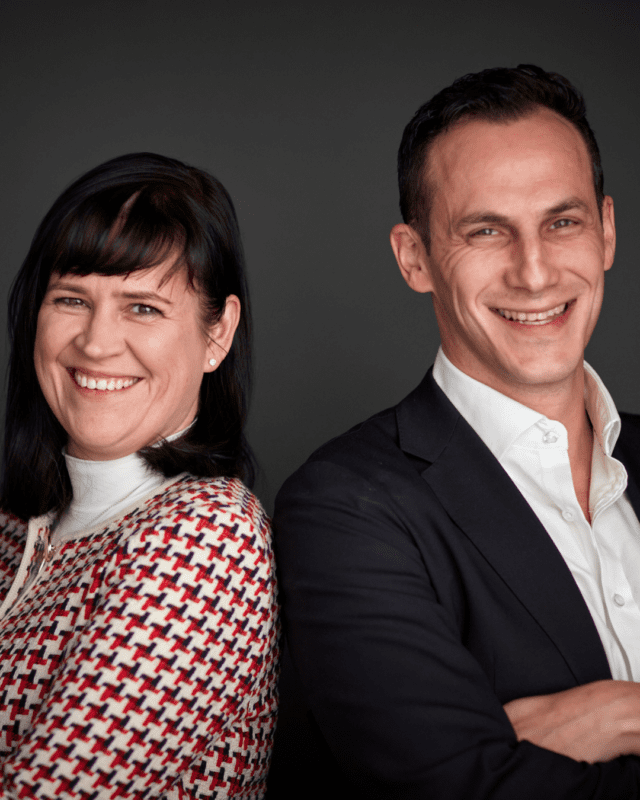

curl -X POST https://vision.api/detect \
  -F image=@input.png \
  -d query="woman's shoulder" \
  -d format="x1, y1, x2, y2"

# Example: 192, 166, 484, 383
150, 473, 268, 524
126, 473, 272, 556
108, 475, 275, 610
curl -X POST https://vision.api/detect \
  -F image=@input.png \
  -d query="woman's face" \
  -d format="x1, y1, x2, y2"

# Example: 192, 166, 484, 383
34, 255, 240, 461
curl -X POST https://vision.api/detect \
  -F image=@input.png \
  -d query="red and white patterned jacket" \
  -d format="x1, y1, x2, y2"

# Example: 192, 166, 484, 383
0, 474, 279, 799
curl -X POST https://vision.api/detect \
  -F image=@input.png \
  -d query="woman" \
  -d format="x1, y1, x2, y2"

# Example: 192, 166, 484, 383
0, 153, 278, 798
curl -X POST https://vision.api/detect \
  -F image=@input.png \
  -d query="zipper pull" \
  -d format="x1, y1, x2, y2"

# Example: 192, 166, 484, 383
44, 529, 55, 563
14, 526, 53, 606
35, 527, 53, 576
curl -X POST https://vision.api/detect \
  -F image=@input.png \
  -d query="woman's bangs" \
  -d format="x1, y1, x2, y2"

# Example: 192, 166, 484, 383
51, 193, 186, 279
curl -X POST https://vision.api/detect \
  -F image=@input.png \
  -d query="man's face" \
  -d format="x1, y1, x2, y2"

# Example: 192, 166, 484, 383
395, 108, 615, 401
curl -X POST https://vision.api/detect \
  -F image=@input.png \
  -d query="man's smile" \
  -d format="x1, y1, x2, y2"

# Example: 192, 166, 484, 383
493, 302, 570, 325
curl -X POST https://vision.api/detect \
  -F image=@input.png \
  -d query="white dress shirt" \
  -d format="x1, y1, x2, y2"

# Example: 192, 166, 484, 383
433, 347, 640, 681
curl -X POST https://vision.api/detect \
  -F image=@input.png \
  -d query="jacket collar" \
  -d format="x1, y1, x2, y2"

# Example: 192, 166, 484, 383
396, 368, 612, 685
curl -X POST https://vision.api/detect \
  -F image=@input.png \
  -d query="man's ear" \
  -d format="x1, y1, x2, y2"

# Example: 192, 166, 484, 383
390, 223, 434, 294
203, 295, 241, 371
602, 195, 616, 272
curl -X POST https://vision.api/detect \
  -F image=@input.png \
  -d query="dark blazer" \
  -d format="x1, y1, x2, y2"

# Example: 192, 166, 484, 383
273, 369, 640, 799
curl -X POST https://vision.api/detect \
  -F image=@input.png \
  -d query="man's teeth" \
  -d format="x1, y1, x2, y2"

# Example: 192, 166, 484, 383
497, 303, 567, 324
74, 371, 138, 391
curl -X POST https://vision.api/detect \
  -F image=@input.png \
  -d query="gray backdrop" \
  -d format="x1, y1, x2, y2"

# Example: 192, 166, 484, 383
1, 0, 639, 512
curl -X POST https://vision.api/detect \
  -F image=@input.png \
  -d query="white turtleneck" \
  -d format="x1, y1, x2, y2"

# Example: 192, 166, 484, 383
53, 427, 191, 546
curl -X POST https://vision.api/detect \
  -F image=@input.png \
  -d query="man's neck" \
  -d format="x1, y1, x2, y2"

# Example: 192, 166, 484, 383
494, 371, 594, 522
570, 410, 594, 523
491, 371, 592, 469
442, 353, 595, 522
451, 355, 589, 445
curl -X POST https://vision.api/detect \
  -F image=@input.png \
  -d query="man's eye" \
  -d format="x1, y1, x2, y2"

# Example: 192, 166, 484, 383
473, 228, 498, 236
550, 218, 575, 229
131, 304, 161, 316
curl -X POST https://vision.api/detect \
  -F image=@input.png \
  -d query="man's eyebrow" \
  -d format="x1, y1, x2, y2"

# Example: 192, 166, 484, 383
455, 212, 511, 230
455, 198, 592, 231
546, 198, 591, 216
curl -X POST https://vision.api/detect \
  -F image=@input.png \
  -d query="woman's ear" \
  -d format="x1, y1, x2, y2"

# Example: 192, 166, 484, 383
204, 295, 241, 371
390, 223, 434, 294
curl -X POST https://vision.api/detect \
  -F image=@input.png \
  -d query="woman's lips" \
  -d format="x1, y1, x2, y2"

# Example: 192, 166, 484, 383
70, 369, 140, 391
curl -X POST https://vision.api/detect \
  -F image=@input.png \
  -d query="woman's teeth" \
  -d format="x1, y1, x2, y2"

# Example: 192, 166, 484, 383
74, 371, 138, 391
497, 303, 568, 325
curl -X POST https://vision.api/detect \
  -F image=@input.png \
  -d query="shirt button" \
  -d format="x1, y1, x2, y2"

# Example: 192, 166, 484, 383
613, 594, 625, 607
561, 510, 575, 522
542, 431, 558, 444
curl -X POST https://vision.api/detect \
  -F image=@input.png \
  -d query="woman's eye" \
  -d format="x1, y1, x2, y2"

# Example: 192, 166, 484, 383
131, 303, 161, 316
55, 297, 85, 307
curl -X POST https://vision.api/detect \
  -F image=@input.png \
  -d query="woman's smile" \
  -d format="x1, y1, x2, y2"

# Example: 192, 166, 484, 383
70, 368, 140, 392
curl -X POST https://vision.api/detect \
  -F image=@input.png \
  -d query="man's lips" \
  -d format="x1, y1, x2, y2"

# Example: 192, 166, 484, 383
493, 302, 570, 325
68, 368, 140, 392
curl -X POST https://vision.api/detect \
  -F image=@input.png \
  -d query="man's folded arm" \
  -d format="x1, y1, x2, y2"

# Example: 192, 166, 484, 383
275, 459, 640, 800
505, 680, 640, 763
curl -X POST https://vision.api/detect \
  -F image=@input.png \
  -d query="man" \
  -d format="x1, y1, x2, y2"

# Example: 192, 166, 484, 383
273, 65, 640, 798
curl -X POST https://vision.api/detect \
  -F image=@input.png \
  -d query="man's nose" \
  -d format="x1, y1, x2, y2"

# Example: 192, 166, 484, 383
506, 234, 560, 293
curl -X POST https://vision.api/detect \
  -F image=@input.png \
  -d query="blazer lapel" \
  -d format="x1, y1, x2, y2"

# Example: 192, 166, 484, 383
396, 370, 612, 685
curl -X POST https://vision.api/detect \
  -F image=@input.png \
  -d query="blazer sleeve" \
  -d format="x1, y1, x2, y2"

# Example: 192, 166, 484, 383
274, 458, 640, 800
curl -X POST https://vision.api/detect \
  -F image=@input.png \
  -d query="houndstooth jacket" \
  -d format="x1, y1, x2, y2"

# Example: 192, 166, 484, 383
0, 474, 279, 799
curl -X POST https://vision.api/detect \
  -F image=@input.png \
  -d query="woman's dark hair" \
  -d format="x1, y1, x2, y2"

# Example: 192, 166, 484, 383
2, 152, 254, 519
398, 64, 604, 251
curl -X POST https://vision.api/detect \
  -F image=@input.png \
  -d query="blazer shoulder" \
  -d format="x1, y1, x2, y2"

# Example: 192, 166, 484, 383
307, 405, 400, 469
276, 370, 464, 513
306, 368, 460, 465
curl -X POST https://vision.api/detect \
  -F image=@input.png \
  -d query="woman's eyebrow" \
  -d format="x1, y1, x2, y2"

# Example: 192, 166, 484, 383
119, 290, 174, 305
46, 281, 174, 306
46, 280, 89, 294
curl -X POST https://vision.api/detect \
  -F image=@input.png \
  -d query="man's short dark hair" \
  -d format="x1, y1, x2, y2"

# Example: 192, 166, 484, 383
398, 64, 604, 250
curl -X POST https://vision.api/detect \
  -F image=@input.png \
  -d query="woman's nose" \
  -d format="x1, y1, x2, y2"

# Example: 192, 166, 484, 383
74, 307, 124, 359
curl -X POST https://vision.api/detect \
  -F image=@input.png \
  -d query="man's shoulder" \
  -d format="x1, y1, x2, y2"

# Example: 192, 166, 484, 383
276, 369, 463, 508
307, 404, 401, 469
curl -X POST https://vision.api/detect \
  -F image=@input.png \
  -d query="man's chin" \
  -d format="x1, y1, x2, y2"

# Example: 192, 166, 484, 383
495, 359, 584, 393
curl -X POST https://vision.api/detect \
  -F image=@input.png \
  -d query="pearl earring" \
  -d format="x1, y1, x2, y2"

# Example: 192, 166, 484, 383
209, 358, 217, 367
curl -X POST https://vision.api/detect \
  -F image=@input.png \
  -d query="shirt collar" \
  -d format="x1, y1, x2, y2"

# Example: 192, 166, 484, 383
432, 347, 620, 460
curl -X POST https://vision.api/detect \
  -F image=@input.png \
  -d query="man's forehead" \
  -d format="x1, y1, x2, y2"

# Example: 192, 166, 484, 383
424, 109, 595, 212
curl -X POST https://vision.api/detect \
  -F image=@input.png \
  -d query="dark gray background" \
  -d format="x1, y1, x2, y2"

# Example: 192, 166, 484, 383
1, 0, 639, 512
